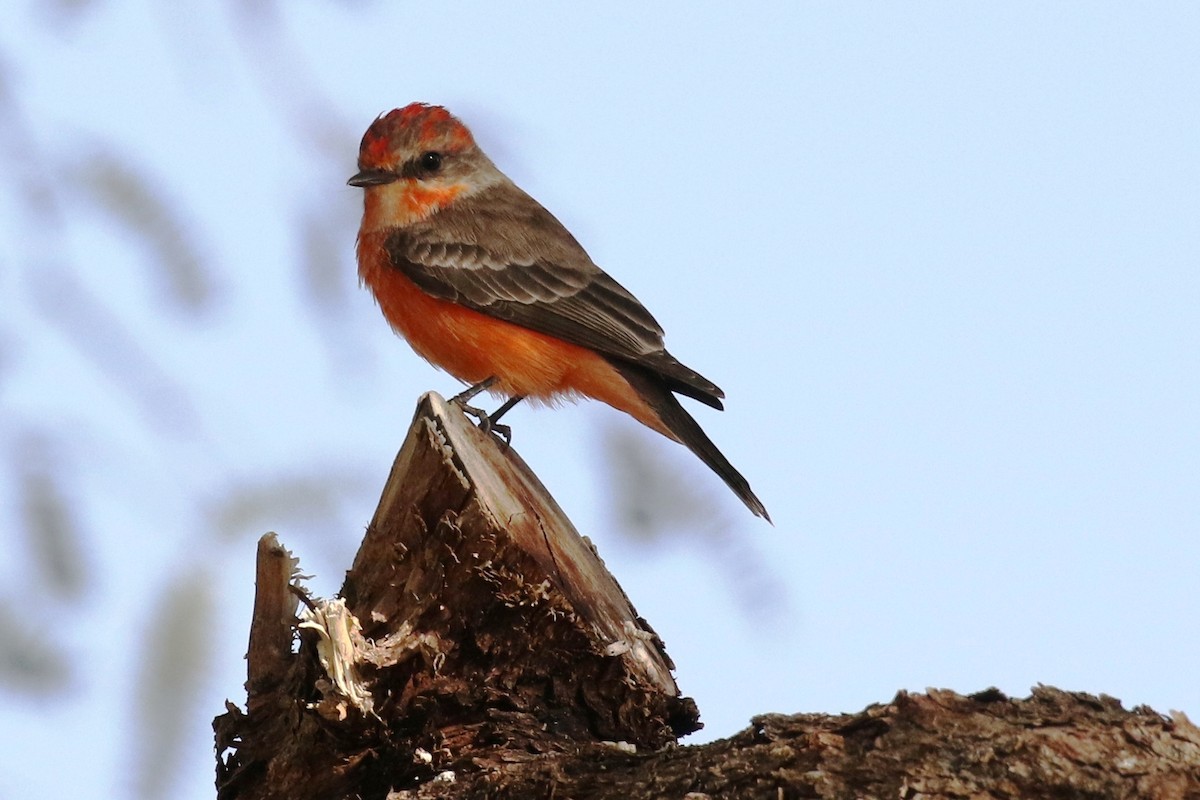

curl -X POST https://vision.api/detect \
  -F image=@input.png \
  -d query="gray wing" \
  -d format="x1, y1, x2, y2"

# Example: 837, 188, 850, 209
384, 183, 724, 408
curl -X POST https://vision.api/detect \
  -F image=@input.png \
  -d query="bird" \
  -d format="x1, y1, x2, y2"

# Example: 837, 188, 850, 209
348, 103, 769, 520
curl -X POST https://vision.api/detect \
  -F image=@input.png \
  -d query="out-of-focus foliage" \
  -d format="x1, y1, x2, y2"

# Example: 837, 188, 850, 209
75, 149, 217, 314
0, 5, 372, 799
602, 425, 784, 619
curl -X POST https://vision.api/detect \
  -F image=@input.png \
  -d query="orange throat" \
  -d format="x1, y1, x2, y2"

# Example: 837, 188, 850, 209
361, 181, 465, 230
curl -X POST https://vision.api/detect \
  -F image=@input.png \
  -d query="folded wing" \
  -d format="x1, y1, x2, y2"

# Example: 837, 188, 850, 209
384, 183, 725, 409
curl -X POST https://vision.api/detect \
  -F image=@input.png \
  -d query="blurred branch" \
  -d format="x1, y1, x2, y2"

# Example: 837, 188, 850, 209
27, 264, 201, 435
0, 602, 69, 693
602, 423, 730, 539
224, 0, 355, 163
207, 469, 372, 543
74, 149, 218, 314
135, 568, 217, 800
601, 423, 787, 620
16, 433, 89, 599
298, 205, 356, 317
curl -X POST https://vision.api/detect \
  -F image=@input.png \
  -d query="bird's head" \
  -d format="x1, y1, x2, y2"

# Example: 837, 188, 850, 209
349, 104, 501, 228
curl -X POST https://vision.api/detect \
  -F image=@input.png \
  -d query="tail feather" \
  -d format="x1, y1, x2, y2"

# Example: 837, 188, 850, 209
609, 360, 770, 522
641, 351, 725, 410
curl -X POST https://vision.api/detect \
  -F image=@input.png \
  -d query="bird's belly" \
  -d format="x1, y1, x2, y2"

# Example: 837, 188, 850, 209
361, 255, 589, 396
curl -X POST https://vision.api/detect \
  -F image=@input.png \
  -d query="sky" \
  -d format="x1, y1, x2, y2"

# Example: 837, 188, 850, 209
0, 3, 1197, 798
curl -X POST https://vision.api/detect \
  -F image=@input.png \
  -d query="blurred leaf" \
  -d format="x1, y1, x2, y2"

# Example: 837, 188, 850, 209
227, 0, 278, 27
226, 1, 354, 164
600, 422, 787, 620
298, 206, 351, 315
0, 602, 70, 693
29, 265, 201, 435
37, 0, 98, 25
134, 568, 215, 800
297, 200, 375, 375
0, 331, 11, 388
0, 51, 62, 225
209, 470, 370, 542
17, 434, 89, 599
602, 423, 729, 542
75, 150, 218, 314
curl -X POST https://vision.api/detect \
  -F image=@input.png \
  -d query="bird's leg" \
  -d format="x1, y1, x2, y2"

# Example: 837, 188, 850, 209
486, 396, 525, 448
449, 376, 497, 432
489, 395, 525, 425
450, 377, 496, 405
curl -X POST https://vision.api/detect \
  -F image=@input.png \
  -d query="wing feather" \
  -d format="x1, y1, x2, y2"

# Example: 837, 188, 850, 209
384, 183, 724, 407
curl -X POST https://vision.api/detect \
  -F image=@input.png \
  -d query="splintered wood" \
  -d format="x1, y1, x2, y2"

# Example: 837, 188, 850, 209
215, 393, 697, 800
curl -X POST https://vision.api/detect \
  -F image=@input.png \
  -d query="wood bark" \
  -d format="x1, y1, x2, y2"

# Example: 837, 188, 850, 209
214, 393, 1200, 799
378, 686, 1200, 799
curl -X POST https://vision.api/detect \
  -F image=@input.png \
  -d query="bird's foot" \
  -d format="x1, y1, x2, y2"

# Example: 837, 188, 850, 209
452, 399, 490, 429
449, 381, 521, 449
451, 399, 513, 448
490, 422, 513, 449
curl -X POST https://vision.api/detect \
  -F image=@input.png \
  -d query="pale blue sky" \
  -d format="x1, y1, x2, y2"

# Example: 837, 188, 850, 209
1, 3, 1197, 798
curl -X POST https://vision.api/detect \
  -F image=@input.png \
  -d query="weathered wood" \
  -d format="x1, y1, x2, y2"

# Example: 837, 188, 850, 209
384, 687, 1200, 799
215, 393, 697, 800
244, 534, 298, 704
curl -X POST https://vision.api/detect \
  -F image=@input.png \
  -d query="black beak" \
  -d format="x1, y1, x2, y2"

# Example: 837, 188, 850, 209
347, 169, 399, 187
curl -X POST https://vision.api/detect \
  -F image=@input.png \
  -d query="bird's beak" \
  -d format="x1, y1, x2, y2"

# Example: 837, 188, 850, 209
347, 169, 399, 187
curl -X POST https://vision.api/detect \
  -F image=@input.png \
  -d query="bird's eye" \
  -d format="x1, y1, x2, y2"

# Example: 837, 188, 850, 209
420, 151, 443, 173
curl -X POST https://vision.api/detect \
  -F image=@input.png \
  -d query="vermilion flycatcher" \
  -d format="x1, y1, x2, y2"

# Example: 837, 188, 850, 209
349, 103, 769, 520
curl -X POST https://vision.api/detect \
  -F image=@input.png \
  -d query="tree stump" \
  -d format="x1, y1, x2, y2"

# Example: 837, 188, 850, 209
215, 392, 697, 800
214, 393, 1200, 800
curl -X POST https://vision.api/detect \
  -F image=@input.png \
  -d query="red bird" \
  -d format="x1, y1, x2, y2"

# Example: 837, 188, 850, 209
349, 103, 768, 520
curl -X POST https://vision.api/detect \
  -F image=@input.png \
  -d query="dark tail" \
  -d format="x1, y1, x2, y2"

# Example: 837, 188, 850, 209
609, 361, 771, 522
